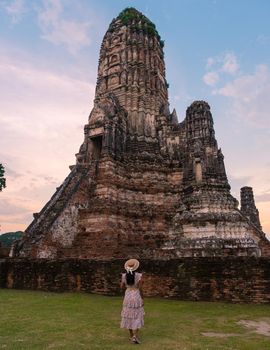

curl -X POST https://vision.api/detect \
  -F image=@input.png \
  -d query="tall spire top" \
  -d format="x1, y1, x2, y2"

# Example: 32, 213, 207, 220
93, 7, 168, 138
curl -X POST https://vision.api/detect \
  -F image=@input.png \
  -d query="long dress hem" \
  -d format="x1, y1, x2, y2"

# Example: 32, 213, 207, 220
120, 272, 145, 330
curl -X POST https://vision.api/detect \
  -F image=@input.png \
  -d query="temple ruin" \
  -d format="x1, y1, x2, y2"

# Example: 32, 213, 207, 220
13, 8, 270, 259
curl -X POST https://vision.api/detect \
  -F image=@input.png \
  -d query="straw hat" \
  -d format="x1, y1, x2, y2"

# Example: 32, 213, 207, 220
124, 258, 140, 272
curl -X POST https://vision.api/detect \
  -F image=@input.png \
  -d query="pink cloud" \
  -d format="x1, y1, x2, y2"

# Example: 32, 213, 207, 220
203, 71, 219, 86
38, 0, 92, 54
214, 64, 270, 128
2, 0, 27, 24
0, 52, 95, 233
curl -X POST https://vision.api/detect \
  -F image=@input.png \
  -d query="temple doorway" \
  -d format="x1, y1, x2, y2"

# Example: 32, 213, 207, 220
91, 135, 103, 160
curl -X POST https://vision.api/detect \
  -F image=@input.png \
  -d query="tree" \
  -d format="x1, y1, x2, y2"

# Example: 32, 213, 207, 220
0, 164, 6, 191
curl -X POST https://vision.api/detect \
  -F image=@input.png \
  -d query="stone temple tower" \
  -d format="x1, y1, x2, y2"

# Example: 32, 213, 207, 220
14, 8, 270, 259
240, 187, 261, 230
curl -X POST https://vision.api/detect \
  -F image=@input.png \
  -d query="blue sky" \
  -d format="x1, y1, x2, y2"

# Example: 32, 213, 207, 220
0, 0, 270, 236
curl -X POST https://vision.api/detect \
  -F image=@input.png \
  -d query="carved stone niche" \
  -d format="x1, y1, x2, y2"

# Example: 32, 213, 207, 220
89, 108, 104, 126
194, 158, 202, 184
108, 73, 120, 88
87, 124, 104, 162
89, 134, 103, 161
88, 96, 118, 153
89, 127, 104, 138
111, 35, 121, 46
110, 53, 120, 65
109, 65, 120, 75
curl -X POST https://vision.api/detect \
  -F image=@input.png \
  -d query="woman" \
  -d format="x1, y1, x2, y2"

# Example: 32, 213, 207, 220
120, 259, 144, 344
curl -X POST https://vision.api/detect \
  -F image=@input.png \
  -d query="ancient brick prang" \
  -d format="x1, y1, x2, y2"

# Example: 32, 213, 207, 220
13, 7, 270, 259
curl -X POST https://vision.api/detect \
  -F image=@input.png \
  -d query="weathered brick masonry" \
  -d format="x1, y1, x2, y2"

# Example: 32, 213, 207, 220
1, 258, 270, 303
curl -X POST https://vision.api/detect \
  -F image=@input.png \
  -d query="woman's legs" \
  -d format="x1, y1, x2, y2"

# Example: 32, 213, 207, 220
131, 329, 141, 344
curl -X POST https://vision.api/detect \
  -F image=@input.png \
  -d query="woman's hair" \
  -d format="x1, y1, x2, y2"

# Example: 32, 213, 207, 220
126, 271, 135, 285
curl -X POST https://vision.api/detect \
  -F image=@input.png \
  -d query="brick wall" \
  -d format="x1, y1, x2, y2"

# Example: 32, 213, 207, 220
0, 257, 270, 303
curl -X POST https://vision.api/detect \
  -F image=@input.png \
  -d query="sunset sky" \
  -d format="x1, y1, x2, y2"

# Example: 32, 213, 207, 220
0, 0, 270, 238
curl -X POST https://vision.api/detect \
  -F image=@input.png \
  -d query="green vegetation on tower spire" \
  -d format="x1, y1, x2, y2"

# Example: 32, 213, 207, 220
109, 7, 164, 49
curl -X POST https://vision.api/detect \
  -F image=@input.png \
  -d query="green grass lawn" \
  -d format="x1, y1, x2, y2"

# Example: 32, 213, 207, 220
0, 289, 270, 350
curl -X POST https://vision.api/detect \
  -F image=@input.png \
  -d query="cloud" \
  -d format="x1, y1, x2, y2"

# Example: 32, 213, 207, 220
256, 192, 270, 203
0, 55, 94, 177
228, 174, 253, 192
0, 193, 34, 233
0, 170, 63, 233
4, 166, 23, 179
37, 0, 92, 54
203, 51, 270, 130
213, 64, 270, 128
0, 51, 95, 233
203, 52, 239, 87
221, 53, 239, 74
1, 0, 26, 24
206, 57, 215, 68
0, 54, 94, 138
203, 71, 219, 86
0, 198, 29, 216
214, 64, 268, 99
1, 1, 102, 233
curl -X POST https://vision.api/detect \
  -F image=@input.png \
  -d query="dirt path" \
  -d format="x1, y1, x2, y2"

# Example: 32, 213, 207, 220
237, 319, 270, 337
202, 318, 270, 339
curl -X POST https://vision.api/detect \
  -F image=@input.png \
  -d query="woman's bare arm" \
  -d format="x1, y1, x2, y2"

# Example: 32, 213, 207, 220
120, 274, 126, 291
139, 279, 144, 300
